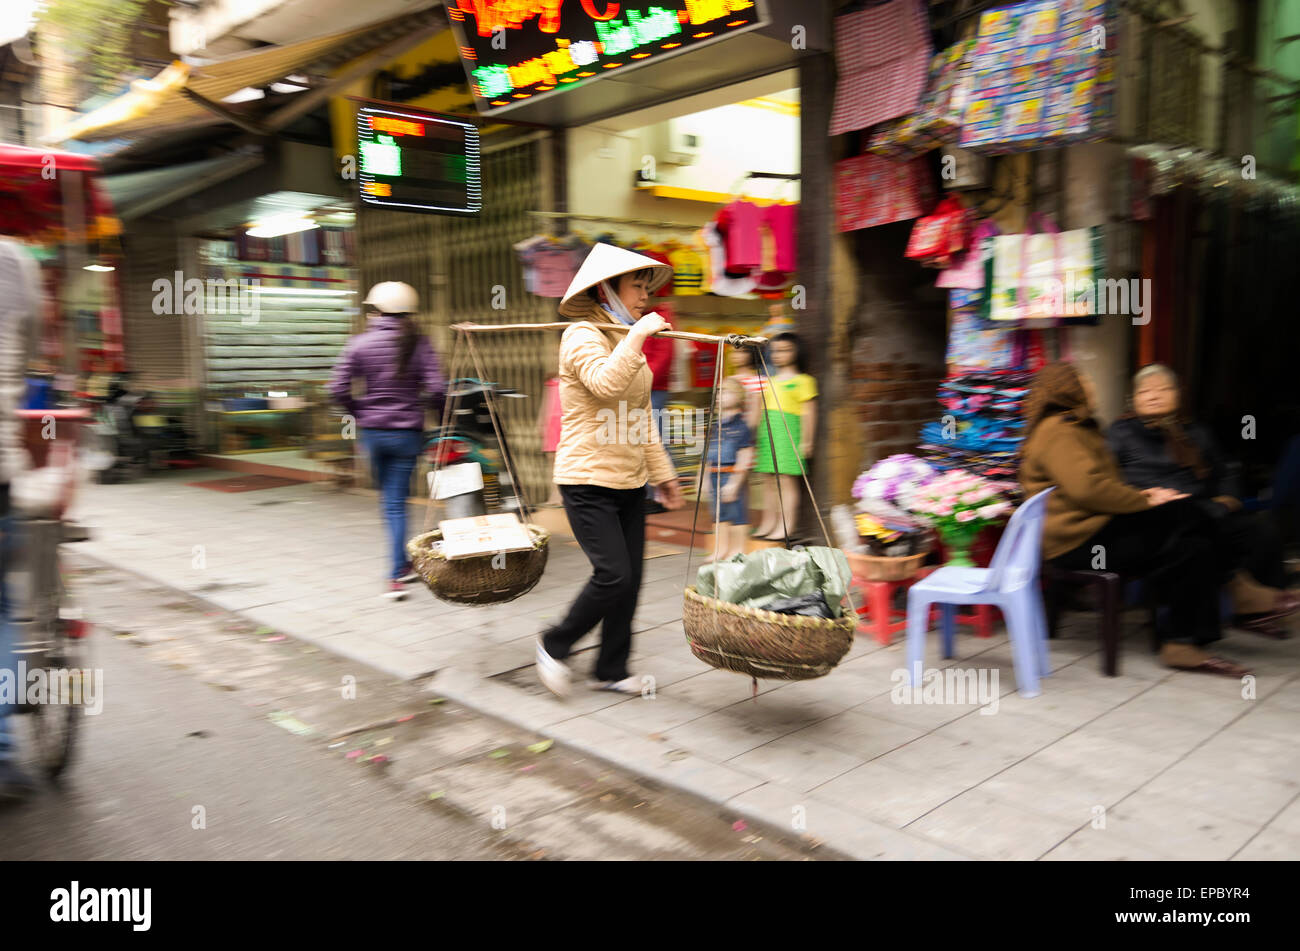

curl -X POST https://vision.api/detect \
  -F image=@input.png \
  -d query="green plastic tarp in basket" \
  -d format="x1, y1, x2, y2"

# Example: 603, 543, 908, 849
695, 547, 852, 618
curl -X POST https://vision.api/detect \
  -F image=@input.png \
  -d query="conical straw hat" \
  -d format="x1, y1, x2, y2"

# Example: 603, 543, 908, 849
560, 242, 673, 305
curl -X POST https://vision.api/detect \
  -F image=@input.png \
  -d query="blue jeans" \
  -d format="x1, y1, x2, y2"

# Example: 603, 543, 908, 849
362, 428, 424, 581
0, 616, 13, 763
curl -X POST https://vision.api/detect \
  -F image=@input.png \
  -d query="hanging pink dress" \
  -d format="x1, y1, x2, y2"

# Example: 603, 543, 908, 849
541, 377, 563, 453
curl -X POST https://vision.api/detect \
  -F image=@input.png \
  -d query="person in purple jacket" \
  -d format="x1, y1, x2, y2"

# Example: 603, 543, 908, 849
330, 282, 444, 600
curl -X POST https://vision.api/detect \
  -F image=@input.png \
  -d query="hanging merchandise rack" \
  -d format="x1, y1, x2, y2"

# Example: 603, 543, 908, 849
726, 170, 802, 198
526, 210, 706, 232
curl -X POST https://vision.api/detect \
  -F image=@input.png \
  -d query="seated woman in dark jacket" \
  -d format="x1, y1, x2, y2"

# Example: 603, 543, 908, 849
1108, 364, 1298, 638
1020, 361, 1248, 677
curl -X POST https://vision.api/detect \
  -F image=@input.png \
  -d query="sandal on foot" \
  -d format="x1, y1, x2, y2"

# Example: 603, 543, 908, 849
1234, 614, 1292, 639
1175, 655, 1252, 678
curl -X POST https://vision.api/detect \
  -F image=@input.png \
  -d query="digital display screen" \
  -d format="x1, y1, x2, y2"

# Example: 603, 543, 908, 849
356, 104, 482, 215
448, 0, 768, 115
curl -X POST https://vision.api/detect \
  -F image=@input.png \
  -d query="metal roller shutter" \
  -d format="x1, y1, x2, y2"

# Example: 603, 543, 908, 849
356, 136, 551, 503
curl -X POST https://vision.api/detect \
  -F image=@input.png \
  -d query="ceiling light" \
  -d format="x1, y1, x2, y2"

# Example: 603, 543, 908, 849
83, 263, 115, 272
222, 87, 265, 104
246, 214, 319, 238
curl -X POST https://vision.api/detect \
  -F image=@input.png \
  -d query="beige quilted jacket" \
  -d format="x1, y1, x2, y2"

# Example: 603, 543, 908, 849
553, 319, 675, 490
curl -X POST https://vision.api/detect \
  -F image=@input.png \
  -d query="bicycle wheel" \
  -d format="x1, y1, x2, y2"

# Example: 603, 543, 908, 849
27, 608, 84, 782
17, 528, 84, 783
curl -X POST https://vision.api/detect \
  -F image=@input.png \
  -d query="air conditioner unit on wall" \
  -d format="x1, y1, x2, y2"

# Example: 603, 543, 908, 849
646, 119, 701, 167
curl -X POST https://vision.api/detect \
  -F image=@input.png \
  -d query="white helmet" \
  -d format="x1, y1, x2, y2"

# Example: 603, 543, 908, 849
363, 281, 418, 315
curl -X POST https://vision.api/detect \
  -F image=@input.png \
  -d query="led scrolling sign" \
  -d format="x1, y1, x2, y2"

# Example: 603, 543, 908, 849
356, 105, 482, 215
448, 0, 767, 114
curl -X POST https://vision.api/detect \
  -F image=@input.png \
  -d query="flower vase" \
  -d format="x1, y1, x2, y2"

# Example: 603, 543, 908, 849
938, 521, 983, 567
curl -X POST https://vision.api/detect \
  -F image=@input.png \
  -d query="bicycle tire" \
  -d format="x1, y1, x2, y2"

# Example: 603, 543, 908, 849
23, 579, 83, 783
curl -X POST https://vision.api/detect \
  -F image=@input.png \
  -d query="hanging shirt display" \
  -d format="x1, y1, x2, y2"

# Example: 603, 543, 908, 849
716, 200, 763, 274
762, 203, 798, 272
691, 340, 718, 389
668, 246, 706, 295
516, 235, 588, 298
701, 223, 757, 298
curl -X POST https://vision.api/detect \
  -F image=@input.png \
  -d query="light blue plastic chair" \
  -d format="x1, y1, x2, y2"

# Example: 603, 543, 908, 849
905, 488, 1056, 698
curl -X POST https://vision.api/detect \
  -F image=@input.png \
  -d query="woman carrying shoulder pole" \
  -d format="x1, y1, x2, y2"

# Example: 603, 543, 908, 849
536, 244, 684, 697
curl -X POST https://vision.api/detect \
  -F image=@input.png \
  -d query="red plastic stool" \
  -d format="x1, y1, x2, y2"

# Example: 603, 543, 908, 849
851, 577, 911, 645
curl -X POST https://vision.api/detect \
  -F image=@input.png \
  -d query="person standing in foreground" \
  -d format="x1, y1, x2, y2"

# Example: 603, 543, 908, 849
536, 245, 684, 697
330, 282, 444, 601
0, 237, 41, 800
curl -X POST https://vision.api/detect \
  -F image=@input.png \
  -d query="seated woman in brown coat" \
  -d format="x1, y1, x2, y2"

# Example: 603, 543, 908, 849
1108, 364, 1298, 638
1019, 361, 1249, 677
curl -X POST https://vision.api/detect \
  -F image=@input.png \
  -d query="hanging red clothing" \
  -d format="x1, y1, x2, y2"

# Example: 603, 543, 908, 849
716, 201, 763, 273
643, 306, 675, 391
763, 203, 798, 272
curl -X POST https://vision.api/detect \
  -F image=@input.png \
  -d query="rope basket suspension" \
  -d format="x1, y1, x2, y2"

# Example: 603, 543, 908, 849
409, 325, 552, 606
680, 335, 860, 689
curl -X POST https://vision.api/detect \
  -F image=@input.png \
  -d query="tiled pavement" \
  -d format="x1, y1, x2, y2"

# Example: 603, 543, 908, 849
69, 469, 1300, 860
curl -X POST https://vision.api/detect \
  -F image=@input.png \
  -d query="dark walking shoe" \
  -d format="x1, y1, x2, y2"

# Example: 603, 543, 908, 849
0, 761, 37, 803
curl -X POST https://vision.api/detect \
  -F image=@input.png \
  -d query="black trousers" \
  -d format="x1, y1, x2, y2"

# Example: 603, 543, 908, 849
1050, 500, 1227, 646
1198, 500, 1288, 591
543, 483, 646, 682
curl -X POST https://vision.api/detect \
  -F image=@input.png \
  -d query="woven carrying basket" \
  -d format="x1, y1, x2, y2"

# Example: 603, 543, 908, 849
406, 525, 550, 605
682, 586, 856, 681
844, 551, 927, 582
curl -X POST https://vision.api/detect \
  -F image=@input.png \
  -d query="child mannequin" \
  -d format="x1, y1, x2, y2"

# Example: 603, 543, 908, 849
752, 332, 817, 542
700, 377, 755, 562
728, 343, 764, 430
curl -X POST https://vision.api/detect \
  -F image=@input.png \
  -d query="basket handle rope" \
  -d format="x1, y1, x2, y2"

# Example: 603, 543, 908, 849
464, 328, 535, 528
423, 328, 471, 533
757, 351, 789, 542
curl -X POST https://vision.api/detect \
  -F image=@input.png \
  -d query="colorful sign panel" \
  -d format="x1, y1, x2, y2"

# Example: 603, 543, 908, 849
356, 104, 482, 215
448, 0, 768, 115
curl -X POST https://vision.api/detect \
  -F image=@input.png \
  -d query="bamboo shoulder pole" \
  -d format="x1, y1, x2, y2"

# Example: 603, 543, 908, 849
450, 321, 768, 346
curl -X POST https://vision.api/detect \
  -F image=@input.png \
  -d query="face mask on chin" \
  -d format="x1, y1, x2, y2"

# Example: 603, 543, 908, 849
598, 279, 638, 326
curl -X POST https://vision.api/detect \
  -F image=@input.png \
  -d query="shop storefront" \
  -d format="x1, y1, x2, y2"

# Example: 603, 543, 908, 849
83, 137, 362, 477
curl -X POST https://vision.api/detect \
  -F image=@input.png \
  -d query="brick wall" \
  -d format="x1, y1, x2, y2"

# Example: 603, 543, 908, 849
845, 220, 948, 473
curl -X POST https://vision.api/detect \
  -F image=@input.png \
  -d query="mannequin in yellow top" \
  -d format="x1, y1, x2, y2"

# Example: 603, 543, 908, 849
751, 333, 817, 542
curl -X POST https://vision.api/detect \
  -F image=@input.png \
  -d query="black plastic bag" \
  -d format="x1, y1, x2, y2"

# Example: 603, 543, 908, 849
762, 592, 835, 619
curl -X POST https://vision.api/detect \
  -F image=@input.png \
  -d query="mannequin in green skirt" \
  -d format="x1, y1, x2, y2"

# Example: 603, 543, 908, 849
752, 333, 818, 541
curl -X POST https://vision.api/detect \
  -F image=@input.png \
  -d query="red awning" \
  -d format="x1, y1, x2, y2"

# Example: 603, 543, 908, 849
0, 144, 102, 173
0, 147, 120, 243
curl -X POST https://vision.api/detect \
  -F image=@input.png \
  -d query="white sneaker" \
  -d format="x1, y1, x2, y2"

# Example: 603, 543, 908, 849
535, 636, 571, 698
589, 676, 644, 695
382, 581, 408, 601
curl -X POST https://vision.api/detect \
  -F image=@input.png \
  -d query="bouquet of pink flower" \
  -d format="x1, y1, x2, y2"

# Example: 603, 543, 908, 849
902, 469, 1014, 566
